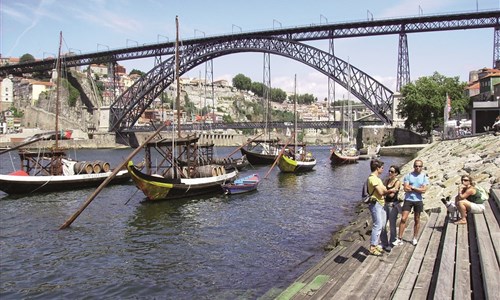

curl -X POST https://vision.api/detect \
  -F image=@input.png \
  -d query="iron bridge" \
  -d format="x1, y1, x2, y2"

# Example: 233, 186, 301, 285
0, 10, 498, 132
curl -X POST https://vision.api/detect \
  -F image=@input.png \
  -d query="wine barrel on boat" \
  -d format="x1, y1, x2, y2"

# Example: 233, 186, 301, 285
97, 161, 110, 172
74, 161, 93, 174
197, 165, 219, 177
91, 161, 102, 174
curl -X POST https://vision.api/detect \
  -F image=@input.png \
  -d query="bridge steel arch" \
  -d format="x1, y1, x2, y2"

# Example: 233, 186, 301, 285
110, 37, 393, 132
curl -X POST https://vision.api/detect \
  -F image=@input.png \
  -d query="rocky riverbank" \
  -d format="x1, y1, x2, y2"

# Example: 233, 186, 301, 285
325, 132, 500, 250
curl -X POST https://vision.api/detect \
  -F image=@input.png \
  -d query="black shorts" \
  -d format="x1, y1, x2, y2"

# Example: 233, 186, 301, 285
402, 200, 424, 214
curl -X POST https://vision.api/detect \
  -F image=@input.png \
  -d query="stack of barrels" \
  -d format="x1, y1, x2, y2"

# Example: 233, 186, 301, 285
74, 160, 111, 174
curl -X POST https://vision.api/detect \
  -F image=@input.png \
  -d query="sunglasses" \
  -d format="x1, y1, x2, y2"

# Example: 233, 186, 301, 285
389, 170, 395, 173
414, 165, 423, 168
462, 178, 470, 182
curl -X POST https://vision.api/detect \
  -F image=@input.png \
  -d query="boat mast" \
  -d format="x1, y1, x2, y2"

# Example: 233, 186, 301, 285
347, 59, 353, 147
294, 74, 297, 151
55, 31, 63, 150
175, 16, 181, 139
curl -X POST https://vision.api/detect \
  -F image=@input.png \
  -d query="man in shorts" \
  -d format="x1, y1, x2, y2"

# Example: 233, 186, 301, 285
394, 159, 429, 246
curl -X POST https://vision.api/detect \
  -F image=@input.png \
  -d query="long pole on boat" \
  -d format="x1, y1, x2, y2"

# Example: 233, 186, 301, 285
264, 137, 292, 179
293, 74, 297, 152
55, 31, 62, 150
59, 123, 167, 230
224, 132, 263, 158
175, 16, 181, 139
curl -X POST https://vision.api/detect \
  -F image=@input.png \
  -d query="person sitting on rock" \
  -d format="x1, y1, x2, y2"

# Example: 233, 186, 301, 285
453, 175, 486, 225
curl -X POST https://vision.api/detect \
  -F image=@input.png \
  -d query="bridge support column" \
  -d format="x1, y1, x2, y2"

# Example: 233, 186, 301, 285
396, 31, 410, 92
494, 26, 500, 69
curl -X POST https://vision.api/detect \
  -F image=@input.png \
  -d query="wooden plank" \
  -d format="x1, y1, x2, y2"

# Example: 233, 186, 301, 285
291, 241, 366, 300
454, 220, 472, 300
373, 219, 416, 300
304, 242, 369, 300
296, 275, 330, 297
473, 212, 500, 300
432, 214, 458, 299
467, 218, 485, 300
276, 282, 306, 300
491, 189, 500, 216
392, 214, 435, 299
328, 247, 382, 299
294, 245, 346, 283
352, 217, 435, 300
483, 200, 500, 265
410, 211, 446, 299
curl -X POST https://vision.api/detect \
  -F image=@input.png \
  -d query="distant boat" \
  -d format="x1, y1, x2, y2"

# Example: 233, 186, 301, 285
277, 74, 316, 173
278, 149, 317, 172
222, 173, 259, 195
330, 147, 360, 165
240, 138, 281, 165
330, 59, 359, 165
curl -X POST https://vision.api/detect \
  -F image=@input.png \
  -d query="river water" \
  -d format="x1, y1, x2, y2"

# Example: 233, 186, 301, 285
0, 146, 409, 299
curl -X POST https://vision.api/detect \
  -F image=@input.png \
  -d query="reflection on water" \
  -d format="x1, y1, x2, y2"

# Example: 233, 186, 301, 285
0, 147, 410, 299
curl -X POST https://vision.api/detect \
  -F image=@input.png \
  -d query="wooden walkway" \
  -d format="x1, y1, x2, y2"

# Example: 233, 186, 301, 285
274, 189, 500, 300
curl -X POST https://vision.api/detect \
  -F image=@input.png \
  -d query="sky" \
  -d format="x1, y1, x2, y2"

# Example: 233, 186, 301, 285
1, 0, 499, 101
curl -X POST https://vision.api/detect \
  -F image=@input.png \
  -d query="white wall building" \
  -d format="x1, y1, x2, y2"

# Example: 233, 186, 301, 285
1, 76, 14, 103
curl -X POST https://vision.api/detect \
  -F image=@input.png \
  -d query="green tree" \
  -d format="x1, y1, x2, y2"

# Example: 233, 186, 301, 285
19, 53, 35, 64
222, 114, 234, 123
232, 73, 252, 91
398, 72, 468, 135
270, 87, 287, 103
129, 69, 146, 77
250, 82, 264, 97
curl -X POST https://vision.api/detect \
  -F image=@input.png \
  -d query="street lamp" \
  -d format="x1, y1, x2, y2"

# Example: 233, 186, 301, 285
232, 24, 242, 34
194, 29, 205, 38
157, 34, 169, 43
97, 43, 109, 51
126, 39, 138, 47
68, 48, 81, 55
273, 19, 282, 29
320, 14, 328, 24
367, 10, 373, 21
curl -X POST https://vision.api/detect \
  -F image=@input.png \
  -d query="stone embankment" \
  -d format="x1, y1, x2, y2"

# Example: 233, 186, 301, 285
326, 133, 500, 250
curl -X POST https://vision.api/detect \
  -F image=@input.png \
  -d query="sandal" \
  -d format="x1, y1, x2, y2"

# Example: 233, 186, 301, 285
369, 247, 383, 256
454, 219, 467, 225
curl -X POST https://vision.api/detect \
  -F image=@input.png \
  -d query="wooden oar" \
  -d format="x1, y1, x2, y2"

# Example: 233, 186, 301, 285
59, 123, 167, 229
224, 132, 263, 158
264, 137, 292, 179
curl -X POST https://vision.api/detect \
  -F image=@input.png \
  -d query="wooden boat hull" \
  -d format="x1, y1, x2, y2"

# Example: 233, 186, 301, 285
330, 150, 359, 165
127, 161, 238, 201
0, 170, 130, 195
222, 174, 259, 195
240, 147, 277, 165
278, 155, 316, 173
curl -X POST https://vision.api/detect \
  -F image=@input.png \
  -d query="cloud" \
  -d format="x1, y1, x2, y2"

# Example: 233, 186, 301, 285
67, 1, 143, 34
5, 0, 60, 56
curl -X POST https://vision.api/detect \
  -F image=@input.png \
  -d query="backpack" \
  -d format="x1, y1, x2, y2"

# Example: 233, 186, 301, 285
475, 185, 489, 202
361, 175, 375, 204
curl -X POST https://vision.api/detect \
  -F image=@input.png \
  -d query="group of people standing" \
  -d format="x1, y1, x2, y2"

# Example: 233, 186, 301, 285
366, 158, 487, 256
366, 159, 428, 256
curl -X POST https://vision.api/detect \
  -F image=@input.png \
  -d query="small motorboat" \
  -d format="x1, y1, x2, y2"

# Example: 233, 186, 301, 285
222, 173, 260, 195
